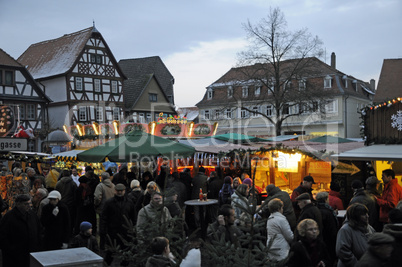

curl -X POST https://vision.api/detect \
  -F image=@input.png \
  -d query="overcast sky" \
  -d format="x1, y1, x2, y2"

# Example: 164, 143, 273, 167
1, 0, 401, 107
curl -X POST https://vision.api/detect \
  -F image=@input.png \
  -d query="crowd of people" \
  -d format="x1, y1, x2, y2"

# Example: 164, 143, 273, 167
0, 162, 402, 267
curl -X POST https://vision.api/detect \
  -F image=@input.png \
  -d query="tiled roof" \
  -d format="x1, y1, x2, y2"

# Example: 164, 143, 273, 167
119, 56, 174, 102
0, 48, 23, 67
373, 58, 402, 103
122, 73, 153, 110
18, 27, 94, 79
197, 57, 373, 107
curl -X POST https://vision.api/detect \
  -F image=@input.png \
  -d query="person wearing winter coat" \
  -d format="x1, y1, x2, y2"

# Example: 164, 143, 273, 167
218, 176, 235, 206
136, 181, 161, 213
336, 203, 375, 267
296, 193, 323, 238
127, 179, 143, 208
376, 169, 402, 224
55, 169, 77, 234
328, 182, 344, 211
316, 192, 339, 265
266, 198, 294, 262
356, 232, 394, 267
70, 221, 99, 254
100, 183, 136, 266
94, 172, 115, 215
145, 237, 176, 267
41, 190, 71, 251
231, 184, 249, 225
265, 184, 297, 230
382, 208, 402, 266
288, 219, 330, 267
0, 194, 42, 267
75, 175, 97, 235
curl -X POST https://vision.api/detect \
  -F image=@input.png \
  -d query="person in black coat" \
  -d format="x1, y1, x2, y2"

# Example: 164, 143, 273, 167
100, 183, 136, 266
0, 194, 42, 267
316, 191, 339, 265
41, 190, 71, 251
75, 175, 97, 235
288, 219, 330, 267
296, 193, 323, 239
168, 172, 188, 208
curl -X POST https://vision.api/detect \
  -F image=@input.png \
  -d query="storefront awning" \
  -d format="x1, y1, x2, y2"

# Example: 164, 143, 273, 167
332, 145, 402, 161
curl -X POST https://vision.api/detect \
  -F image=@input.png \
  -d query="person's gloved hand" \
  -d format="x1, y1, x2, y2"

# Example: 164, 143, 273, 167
61, 243, 68, 249
52, 206, 59, 216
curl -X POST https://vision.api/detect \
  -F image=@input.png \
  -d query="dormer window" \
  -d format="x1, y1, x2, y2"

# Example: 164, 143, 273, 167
207, 88, 214, 99
298, 79, 306, 90
342, 75, 348, 88
227, 86, 233, 98
352, 80, 357, 91
268, 78, 275, 94
242, 86, 248, 97
324, 75, 332, 89
254, 86, 261, 96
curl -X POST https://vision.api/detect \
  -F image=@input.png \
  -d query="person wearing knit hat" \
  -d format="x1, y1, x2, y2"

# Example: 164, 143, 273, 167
290, 176, 316, 219
356, 233, 394, 267
48, 190, 62, 200
351, 180, 364, 190
242, 178, 252, 187
70, 221, 99, 254
328, 182, 344, 211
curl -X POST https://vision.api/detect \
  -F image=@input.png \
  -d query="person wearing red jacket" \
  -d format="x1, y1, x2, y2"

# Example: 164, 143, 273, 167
328, 182, 344, 211
376, 169, 402, 224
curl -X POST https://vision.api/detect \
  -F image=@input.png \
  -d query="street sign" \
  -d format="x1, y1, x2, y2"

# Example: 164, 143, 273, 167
0, 137, 28, 151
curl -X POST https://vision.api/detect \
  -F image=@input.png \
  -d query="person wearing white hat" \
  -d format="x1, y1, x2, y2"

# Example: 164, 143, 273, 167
41, 190, 71, 251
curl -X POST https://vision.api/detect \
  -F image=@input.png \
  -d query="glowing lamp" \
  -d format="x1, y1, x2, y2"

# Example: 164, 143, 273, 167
76, 123, 83, 136
112, 120, 120, 135
92, 122, 100, 135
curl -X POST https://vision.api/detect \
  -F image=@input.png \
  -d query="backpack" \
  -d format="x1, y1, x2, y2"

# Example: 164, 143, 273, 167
220, 185, 232, 205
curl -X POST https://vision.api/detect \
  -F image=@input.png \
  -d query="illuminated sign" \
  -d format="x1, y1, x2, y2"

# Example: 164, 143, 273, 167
157, 113, 187, 124
0, 137, 28, 151
0, 106, 15, 137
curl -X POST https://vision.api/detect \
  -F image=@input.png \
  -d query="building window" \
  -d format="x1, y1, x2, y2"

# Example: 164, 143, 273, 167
251, 106, 259, 117
79, 107, 86, 121
352, 80, 358, 91
204, 110, 210, 120
225, 108, 232, 119
133, 112, 138, 123
0, 70, 2, 84
90, 54, 102, 64
282, 104, 290, 115
27, 104, 35, 120
284, 80, 292, 90
76, 77, 83, 91
113, 107, 120, 121
242, 86, 248, 97
94, 79, 101, 92
241, 109, 249, 119
139, 113, 145, 123
4, 71, 14, 85
227, 86, 233, 98
324, 75, 332, 89
215, 109, 220, 119
298, 79, 306, 90
207, 89, 213, 99
266, 105, 273, 117
146, 113, 152, 123
268, 78, 275, 95
96, 107, 103, 121
19, 104, 25, 119
254, 86, 261, 96
111, 81, 118, 93
149, 93, 157, 102
325, 100, 338, 113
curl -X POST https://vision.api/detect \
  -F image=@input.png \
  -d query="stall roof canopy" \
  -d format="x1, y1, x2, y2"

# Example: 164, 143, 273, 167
179, 138, 255, 153
307, 135, 355, 143
210, 133, 269, 144
265, 135, 299, 142
332, 145, 402, 161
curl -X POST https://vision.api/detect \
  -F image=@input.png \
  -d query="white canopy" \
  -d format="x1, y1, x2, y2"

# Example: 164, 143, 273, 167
332, 145, 402, 161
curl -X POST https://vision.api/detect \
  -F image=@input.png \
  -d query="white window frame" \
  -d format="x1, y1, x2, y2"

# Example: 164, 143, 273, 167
79, 107, 86, 121
254, 86, 261, 96
227, 86, 233, 98
325, 100, 338, 113
113, 107, 120, 121
207, 89, 213, 99
214, 109, 220, 119
20, 104, 25, 119
139, 113, 145, 123
133, 112, 138, 123
27, 104, 35, 120
76, 77, 83, 91
146, 113, 152, 123
94, 79, 101, 92
298, 79, 306, 90
242, 86, 248, 97
204, 110, 210, 120
241, 109, 249, 119
324, 75, 332, 89
96, 107, 103, 121
266, 105, 273, 117
111, 80, 118, 93
225, 108, 232, 119
251, 106, 259, 117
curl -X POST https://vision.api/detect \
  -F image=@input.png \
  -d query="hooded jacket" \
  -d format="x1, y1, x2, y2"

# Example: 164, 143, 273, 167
329, 190, 344, 210
94, 178, 115, 214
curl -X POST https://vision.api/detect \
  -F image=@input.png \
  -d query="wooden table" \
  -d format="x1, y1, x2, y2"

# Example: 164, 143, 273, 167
184, 199, 218, 239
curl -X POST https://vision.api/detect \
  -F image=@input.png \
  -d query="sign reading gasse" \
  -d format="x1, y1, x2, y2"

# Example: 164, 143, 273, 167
0, 137, 28, 151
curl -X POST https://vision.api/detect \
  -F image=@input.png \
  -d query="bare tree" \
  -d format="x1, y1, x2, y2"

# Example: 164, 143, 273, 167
227, 7, 334, 136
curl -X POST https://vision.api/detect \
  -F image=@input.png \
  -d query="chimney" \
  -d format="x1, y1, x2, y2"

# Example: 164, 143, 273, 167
331, 52, 336, 69
370, 79, 376, 91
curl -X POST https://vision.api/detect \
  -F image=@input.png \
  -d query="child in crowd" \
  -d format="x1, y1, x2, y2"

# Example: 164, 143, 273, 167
69, 221, 99, 255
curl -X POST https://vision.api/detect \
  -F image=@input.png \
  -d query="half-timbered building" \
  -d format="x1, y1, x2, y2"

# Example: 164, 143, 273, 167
18, 26, 126, 131
0, 48, 50, 151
